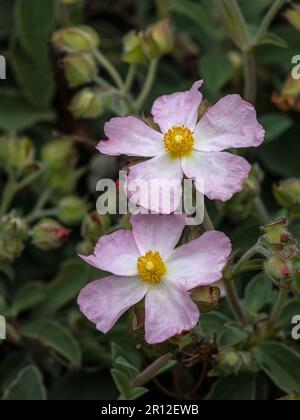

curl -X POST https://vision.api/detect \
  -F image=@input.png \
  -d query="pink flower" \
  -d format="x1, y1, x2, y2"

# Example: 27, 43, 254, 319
77, 214, 231, 344
98, 81, 265, 213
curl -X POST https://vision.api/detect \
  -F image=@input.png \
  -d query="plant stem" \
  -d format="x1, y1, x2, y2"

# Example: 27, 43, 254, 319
232, 243, 263, 274
135, 59, 159, 111
256, 0, 289, 42
127, 352, 173, 391
253, 197, 270, 225
203, 206, 247, 326
224, 277, 247, 326
268, 289, 287, 326
94, 50, 124, 90
203, 207, 214, 231
243, 51, 257, 103
229, 0, 250, 43
124, 64, 136, 94
0, 173, 18, 216
26, 208, 58, 224
26, 188, 52, 222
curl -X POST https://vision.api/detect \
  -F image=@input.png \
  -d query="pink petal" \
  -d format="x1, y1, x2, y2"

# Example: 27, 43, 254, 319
194, 95, 265, 152
78, 275, 148, 333
131, 214, 186, 259
97, 116, 164, 157
80, 229, 140, 276
144, 279, 199, 344
166, 231, 231, 290
127, 154, 183, 214
182, 151, 251, 202
151, 80, 203, 133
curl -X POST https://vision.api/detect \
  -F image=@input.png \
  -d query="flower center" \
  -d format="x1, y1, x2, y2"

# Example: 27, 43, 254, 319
164, 126, 194, 157
137, 251, 166, 284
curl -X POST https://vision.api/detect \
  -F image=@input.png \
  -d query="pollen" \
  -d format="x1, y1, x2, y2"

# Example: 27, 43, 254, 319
164, 126, 194, 157
137, 251, 166, 284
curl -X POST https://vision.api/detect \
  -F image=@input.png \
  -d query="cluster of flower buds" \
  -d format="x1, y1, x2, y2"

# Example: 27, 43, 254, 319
0, 135, 35, 175
77, 212, 111, 255
31, 219, 70, 251
0, 215, 28, 262
123, 18, 175, 65
62, 53, 97, 88
41, 138, 82, 196
222, 164, 264, 221
262, 218, 299, 289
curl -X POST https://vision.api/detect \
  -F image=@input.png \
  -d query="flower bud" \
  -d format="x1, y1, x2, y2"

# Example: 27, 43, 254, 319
122, 31, 158, 65
128, 301, 145, 337
210, 350, 255, 377
42, 139, 77, 170
52, 26, 100, 54
190, 286, 221, 313
58, 196, 88, 226
69, 88, 103, 119
264, 255, 295, 286
60, 0, 79, 4
147, 18, 175, 55
32, 219, 70, 251
0, 215, 28, 262
262, 218, 295, 250
76, 240, 94, 256
273, 179, 300, 209
285, 4, 300, 32
63, 53, 98, 88
81, 211, 111, 242
1, 136, 35, 173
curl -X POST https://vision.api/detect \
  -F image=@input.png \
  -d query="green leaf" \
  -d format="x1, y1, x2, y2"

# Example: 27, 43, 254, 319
244, 273, 274, 316
167, 0, 217, 39
11, 40, 56, 108
199, 51, 233, 92
0, 92, 55, 132
115, 357, 139, 381
111, 369, 131, 400
253, 342, 300, 393
21, 320, 82, 367
15, 0, 57, 58
277, 300, 300, 328
206, 374, 256, 400
129, 387, 148, 400
12, 282, 45, 315
259, 113, 293, 144
218, 323, 250, 349
256, 32, 289, 49
0, 262, 15, 282
2, 366, 46, 400
33, 258, 91, 317
201, 312, 231, 339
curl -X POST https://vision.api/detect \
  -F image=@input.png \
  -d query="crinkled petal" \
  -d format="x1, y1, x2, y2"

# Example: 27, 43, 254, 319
127, 154, 183, 214
166, 231, 231, 290
97, 116, 164, 157
131, 214, 186, 259
194, 95, 265, 152
151, 80, 203, 133
182, 151, 251, 202
78, 275, 148, 333
80, 230, 140, 276
144, 279, 199, 344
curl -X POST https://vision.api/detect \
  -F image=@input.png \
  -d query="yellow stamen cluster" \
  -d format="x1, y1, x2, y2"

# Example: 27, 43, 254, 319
137, 251, 166, 284
164, 125, 194, 157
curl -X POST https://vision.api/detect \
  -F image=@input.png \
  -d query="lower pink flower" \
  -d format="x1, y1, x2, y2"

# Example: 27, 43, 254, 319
78, 214, 231, 344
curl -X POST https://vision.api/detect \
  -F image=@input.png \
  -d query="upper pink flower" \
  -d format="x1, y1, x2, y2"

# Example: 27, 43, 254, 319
98, 81, 265, 213
77, 214, 231, 344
